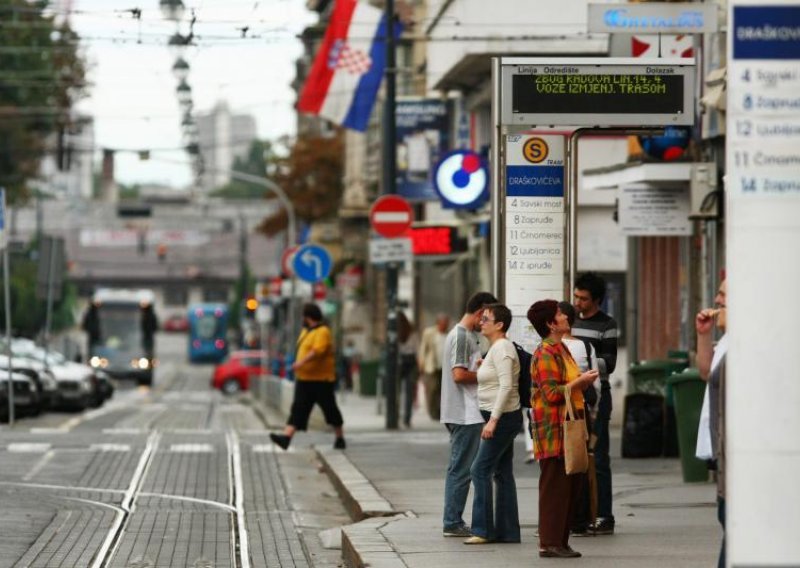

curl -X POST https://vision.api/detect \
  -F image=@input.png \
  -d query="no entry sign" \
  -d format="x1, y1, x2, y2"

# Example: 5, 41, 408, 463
370, 195, 413, 238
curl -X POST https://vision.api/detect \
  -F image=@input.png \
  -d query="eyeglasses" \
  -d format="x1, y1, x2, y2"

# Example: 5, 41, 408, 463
480, 315, 495, 324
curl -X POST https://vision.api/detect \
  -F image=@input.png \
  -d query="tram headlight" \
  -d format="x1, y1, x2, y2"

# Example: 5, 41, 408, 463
131, 357, 150, 370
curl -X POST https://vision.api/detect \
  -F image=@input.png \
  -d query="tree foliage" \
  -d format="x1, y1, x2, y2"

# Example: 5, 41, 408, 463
0, 248, 75, 338
257, 131, 344, 236
0, 0, 88, 203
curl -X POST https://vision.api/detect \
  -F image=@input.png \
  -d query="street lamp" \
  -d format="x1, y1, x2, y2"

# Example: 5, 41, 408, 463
159, 0, 185, 21
172, 57, 190, 81
176, 79, 192, 105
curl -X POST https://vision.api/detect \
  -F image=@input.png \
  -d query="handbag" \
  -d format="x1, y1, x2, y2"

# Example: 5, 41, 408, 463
563, 385, 589, 474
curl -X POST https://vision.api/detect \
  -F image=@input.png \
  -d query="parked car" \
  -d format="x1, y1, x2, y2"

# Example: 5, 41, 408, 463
0, 372, 41, 418
0, 355, 58, 414
163, 314, 189, 332
10, 339, 99, 411
212, 350, 266, 394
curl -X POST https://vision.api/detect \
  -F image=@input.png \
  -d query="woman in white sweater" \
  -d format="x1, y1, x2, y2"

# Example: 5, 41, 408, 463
464, 303, 522, 545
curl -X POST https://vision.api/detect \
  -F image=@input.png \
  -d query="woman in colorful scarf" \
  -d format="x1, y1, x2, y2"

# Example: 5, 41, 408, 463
528, 300, 598, 558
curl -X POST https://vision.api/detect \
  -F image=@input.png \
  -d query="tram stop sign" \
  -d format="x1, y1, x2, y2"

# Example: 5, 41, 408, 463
370, 195, 413, 238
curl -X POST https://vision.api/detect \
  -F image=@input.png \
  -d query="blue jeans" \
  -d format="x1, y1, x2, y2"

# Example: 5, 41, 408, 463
443, 422, 482, 530
470, 410, 522, 541
594, 417, 613, 521
717, 496, 725, 568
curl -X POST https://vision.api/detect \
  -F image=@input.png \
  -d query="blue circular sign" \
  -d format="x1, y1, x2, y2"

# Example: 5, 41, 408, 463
293, 244, 332, 283
433, 150, 489, 209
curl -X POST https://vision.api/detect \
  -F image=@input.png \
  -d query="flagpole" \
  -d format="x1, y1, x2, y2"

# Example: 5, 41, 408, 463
383, 0, 399, 430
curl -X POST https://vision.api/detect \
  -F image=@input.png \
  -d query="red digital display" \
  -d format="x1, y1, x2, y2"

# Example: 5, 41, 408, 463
410, 227, 456, 256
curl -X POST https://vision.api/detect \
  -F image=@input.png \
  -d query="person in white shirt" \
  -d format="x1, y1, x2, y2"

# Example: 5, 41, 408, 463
463, 303, 522, 545
441, 292, 497, 538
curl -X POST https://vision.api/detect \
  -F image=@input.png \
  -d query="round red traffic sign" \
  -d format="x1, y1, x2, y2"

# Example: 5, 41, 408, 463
281, 245, 299, 276
370, 195, 413, 238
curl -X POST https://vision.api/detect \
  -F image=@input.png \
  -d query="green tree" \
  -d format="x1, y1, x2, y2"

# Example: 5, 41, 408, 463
0, 247, 75, 338
210, 140, 280, 199
0, 0, 88, 203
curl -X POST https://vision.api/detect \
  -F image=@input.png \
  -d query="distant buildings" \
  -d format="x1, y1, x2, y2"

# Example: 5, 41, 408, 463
196, 102, 258, 194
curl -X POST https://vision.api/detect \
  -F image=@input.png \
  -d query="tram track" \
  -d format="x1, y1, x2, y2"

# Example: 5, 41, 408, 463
86, 428, 251, 566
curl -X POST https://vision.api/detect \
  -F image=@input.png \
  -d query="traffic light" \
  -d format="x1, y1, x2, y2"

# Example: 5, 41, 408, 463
244, 297, 258, 319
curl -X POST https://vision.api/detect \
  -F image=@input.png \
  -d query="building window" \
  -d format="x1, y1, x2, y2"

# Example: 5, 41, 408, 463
164, 287, 188, 306
203, 287, 228, 303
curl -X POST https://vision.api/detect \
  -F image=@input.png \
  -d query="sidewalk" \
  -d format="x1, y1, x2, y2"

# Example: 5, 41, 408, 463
308, 392, 721, 568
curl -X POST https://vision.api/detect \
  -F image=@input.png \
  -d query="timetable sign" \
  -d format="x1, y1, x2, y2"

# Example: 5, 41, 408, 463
500, 57, 695, 127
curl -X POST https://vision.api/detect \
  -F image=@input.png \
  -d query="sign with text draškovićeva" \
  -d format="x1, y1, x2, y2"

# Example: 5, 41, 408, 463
500, 57, 695, 127
504, 134, 566, 351
728, 4, 800, 198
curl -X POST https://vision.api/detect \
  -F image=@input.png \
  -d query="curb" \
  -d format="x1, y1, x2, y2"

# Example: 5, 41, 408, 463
316, 448, 396, 521
341, 515, 409, 568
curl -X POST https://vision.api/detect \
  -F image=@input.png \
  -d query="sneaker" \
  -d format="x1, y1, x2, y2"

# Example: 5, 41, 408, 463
334, 437, 346, 450
443, 526, 471, 538
591, 518, 615, 535
269, 433, 291, 450
570, 526, 592, 537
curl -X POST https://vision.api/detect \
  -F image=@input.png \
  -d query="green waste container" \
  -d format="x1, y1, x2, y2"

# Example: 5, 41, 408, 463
629, 360, 688, 396
668, 369, 709, 483
358, 360, 380, 396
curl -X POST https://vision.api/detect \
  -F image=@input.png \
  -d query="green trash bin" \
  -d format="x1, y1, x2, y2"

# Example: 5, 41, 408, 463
358, 360, 380, 396
629, 360, 687, 395
668, 369, 709, 483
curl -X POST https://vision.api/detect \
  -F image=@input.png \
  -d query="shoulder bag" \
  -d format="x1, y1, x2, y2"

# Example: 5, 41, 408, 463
563, 385, 589, 474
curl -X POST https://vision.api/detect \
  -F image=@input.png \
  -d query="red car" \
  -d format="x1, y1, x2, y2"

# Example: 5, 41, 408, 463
162, 314, 189, 332
212, 350, 266, 394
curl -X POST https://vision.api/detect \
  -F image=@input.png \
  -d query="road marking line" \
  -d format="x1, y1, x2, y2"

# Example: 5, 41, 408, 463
102, 428, 145, 435
8, 443, 51, 453
169, 443, 215, 453
229, 430, 252, 568
23, 450, 55, 481
89, 444, 131, 452
252, 444, 294, 454
29, 428, 69, 434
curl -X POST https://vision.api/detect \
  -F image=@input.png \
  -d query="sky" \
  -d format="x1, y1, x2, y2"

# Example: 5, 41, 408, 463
65, 0, 317, 188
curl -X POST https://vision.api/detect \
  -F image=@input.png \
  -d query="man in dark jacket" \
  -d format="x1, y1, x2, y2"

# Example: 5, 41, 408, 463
571, 272, 617, 536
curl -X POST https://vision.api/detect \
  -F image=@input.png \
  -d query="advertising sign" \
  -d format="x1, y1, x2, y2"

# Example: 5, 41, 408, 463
433, 150, 489, 209
396, 99, 451, 201
500, 57, 695, 127
504, 134, 567, 351
588, 3, 719, 34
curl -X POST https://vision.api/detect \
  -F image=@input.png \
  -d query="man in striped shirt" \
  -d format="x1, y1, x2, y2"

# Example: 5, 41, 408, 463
572, 272, 618, 536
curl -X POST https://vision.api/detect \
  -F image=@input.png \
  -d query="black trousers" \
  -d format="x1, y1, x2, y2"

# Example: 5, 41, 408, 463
287, 380, 344, 431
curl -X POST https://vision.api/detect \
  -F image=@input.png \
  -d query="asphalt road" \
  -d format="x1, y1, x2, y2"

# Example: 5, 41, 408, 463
0, 332, 346, 568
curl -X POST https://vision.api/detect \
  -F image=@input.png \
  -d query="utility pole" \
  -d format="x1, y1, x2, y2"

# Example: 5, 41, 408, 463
383, 0, 399, 430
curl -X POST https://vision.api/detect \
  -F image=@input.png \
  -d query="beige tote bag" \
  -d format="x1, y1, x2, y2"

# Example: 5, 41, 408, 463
563, 386, 589, 474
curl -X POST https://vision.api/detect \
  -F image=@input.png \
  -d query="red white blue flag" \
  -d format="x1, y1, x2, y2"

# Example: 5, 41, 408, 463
297, 0, 402, 132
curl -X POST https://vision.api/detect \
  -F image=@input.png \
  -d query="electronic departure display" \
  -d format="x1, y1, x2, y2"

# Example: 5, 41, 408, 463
500, 58, 695, 127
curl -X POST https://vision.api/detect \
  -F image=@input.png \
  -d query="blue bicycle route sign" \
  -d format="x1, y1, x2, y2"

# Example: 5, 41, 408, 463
292, 244, 332, 283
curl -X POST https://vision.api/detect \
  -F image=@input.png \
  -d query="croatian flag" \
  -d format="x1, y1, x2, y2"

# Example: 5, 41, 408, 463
297, 0, 402, 132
